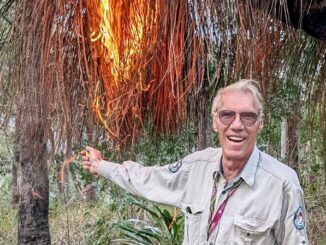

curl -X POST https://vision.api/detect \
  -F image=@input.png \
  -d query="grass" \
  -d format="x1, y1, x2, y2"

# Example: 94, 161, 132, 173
0, 175, 17, 244
0, 203, 16, 244
307, 200, 326, 245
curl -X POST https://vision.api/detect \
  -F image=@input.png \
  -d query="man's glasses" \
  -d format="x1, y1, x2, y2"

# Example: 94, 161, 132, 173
218, 110, 258, 127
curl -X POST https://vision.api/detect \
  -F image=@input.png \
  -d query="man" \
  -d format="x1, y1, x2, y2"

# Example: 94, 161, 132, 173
82, 79, 308, 244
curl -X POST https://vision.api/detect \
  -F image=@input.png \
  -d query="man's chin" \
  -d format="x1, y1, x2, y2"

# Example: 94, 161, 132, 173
222, 149, 249, 161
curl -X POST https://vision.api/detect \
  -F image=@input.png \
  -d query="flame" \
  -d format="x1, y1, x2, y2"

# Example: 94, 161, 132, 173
86, 1, 197, 141
92, 80, 118, 138
90, 0, 156, 87
87, 0, 158, 140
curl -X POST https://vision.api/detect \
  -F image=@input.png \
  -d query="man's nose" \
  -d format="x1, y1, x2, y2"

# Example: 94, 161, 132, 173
230, 115, 244, 129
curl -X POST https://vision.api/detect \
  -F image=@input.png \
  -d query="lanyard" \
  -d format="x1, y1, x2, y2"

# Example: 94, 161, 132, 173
208, 176, 243, 236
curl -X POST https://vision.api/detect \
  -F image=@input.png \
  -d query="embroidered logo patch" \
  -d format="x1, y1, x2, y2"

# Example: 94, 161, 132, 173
293, 207, 305, 230
168, 160, 182, 173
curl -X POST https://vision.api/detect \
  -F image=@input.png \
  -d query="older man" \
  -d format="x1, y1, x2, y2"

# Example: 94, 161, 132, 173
82, 79, 308, 244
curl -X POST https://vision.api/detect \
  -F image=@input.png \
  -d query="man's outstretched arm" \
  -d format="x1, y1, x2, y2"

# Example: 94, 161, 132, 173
81, 146, 190, 208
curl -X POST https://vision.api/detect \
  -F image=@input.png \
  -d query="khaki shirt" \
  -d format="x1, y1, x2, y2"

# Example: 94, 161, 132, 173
97, 147, 308, 244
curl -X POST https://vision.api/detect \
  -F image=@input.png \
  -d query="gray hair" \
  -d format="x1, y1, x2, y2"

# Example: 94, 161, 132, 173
211, 79, 264, 116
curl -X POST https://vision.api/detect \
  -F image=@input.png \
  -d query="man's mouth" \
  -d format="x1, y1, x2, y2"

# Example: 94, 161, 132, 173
227, 136, 246, 143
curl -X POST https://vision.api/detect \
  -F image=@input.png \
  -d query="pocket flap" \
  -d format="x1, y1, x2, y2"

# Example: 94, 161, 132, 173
234, 215, 271, 234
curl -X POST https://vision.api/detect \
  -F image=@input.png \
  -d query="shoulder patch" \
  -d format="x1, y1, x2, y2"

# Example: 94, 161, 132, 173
168, 160, 183, 173
293, 207, 305, 230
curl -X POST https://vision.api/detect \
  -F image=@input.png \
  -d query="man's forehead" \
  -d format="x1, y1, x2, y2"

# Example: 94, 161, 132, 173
220, 90, 256, 106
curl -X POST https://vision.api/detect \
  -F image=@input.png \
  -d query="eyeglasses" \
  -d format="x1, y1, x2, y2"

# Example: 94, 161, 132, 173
218, 110, 258, 127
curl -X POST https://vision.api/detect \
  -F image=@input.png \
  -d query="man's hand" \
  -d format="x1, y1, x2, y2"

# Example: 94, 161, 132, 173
81, 146, 102, 175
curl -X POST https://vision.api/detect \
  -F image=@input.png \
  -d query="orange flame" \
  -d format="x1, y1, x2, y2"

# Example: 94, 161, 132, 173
87, 0, 158, 140
90, 1, 153, 86
86, 1, 199, 142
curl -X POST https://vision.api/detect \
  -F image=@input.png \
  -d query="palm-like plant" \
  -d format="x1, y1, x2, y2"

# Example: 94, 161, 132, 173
112, 196, 184, 245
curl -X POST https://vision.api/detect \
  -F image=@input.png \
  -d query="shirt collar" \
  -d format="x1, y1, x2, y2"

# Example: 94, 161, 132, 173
216, 146, 260, 188
238, 146, 260, 188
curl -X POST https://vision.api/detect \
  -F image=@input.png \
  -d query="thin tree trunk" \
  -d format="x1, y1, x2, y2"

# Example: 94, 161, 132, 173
281, 118, 287, 161
17, 122, 50, 244
281, 105, 300, 177
197, 91, 208, 150
287, 114, 299, 174
15, 1, 53, 243
196, 45, 210, 150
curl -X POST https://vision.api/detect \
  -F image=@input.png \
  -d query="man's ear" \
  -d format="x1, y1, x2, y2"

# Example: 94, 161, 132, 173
213, 117, 219, 132
258, 115, 264, 133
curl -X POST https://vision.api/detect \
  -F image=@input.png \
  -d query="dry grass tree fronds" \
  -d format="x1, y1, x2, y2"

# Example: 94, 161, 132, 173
85, 0, 203, 146
1, 0, 326, 152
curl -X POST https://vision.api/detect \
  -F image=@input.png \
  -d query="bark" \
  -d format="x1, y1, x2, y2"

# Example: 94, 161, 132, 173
196, 62, 211, 150
281, 114, 300, 176
196, 40, 212, 151
15, 1, 53, 243
17, 122, 50, 244
197, 91, 208, 150
281, 118, 287, 161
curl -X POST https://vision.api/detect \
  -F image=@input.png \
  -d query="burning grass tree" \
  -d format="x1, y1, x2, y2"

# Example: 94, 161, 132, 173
86, 0, 203, 145
5, 0, 205, 243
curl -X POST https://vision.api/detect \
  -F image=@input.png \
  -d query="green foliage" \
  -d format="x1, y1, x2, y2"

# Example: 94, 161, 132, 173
83, 206, 114, 245
0, 174, 17, 244
112, 196, 184, 245
133, 123, 197, 166
258, 79, 302, 158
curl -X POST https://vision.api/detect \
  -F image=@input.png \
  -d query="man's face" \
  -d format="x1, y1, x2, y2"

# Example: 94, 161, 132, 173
213, 90, 263, 162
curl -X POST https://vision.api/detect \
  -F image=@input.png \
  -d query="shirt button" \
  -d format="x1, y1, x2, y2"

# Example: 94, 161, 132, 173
302, 241, 306, 244
246, 232, 251, 237
222, 191, 226, 194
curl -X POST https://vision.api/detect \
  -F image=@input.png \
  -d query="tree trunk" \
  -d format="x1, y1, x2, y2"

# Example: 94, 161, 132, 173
197, 90, 208, 150
281, 118, 288, 161
15, 1, 53, 243
287, 114, 299, 174
196, 46, 211, 150
281, 113, 300, 176
17, 122, 50, 244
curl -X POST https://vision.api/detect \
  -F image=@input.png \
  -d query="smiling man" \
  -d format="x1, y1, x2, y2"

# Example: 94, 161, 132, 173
82, 79, 308, 244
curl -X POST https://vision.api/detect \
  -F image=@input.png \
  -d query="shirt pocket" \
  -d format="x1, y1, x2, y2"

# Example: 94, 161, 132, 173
229, 215, 272, 245
181, 203, 204, 245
